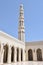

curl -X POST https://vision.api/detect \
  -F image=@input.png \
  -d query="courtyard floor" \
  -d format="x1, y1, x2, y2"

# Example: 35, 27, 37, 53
0, 61, 43, 65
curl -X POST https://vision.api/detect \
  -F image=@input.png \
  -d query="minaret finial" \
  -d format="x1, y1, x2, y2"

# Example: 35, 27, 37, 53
18, 4, 25, 42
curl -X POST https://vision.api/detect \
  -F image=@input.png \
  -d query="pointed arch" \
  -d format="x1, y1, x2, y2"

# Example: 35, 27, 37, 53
21, 49, 23, 61
11, 46, 14, 62
28, 49, 33, 61
36, 49, 42, 61
17, 48, 19, 61
3, 44, 8, 63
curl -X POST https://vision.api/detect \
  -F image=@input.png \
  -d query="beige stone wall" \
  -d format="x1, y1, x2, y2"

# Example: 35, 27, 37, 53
25, 41, 43, 61
0, 31, 25, 64
0, 31, 43, 64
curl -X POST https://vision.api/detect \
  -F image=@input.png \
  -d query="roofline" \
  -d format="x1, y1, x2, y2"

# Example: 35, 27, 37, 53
0, 30, 25, 45
25, 41, 43, 46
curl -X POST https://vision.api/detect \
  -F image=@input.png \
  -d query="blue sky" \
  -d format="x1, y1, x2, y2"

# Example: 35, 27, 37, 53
0, 0, 43, 42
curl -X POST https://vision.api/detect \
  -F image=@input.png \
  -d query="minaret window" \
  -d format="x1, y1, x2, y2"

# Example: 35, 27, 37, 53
19, 21, 21, 26
22, 21, 24, 26
20, 11, 23, 14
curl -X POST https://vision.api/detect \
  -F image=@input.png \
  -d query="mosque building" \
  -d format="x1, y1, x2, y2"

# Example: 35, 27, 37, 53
0, 4, 43, 64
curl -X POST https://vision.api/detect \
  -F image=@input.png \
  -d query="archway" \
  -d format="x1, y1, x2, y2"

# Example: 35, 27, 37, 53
17, 48, 19, 61
3, 44, 8, 63
28, 49, 33, 61
37, 49, 42, 61
21, 49, 23, 61
11, 47, 14, 62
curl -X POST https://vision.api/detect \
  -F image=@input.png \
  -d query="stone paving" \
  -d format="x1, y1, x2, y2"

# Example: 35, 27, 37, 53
0, 61, 43, 65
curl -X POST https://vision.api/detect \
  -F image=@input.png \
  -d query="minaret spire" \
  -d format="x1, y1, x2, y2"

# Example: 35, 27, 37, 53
18, 4, 25, 42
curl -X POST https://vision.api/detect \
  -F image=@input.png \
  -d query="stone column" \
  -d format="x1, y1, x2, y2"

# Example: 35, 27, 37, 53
1, 44, 4, 64
35, 50, 37, 61
7, 45, 11, 63
14, 47, 17, 62
42, 49, 43, 61
19, 48, 21, 62
23, 49, 25, 61
33, 49, 37, 61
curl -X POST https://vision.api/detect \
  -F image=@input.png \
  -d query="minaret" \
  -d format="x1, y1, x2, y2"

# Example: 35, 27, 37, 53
18, 4, 25, 42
